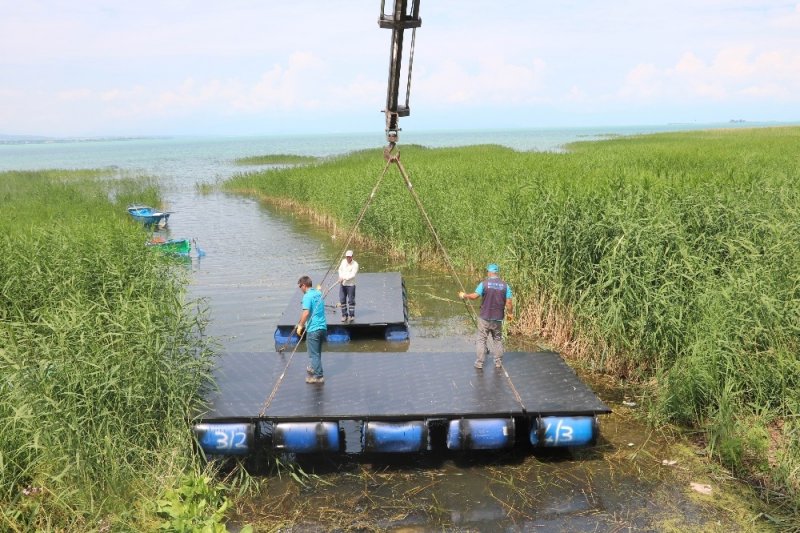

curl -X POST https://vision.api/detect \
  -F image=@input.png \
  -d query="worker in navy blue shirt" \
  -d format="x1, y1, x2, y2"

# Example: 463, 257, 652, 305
295, 275, 327, 384
459, 263, 513, 369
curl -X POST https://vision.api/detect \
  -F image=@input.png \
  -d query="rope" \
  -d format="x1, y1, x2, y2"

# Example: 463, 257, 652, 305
261, 280, 341, 417
502, 364, 526, 410
322, 158, 394, 284
261, 329, 304, 417
258, 164, 395, 416
405, 27, 416, 110
390, 154, 478, 329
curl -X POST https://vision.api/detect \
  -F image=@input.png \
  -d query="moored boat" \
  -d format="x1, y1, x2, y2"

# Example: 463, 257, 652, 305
127, 205, 170, 227
146, 237, 191, 256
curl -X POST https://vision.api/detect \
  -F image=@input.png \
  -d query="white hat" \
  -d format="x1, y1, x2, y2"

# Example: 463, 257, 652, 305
345, 250, 353, 257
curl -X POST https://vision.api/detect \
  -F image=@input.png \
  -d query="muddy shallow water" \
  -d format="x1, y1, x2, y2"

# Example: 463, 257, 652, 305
158, 191, 773, 531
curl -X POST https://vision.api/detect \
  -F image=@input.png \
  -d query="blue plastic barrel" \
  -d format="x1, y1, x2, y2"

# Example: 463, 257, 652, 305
362, 421, 428, 452
446, 418, 515, 450
529, 416, 596, 447
325, 326, 350, 343
384, 325, 409, 341
194, 423, 253, 456
273, 327, 299, 346
273, 422, 341, 453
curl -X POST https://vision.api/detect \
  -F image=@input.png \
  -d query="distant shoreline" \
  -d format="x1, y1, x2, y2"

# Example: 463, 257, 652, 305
0, 135, 167, 145
3, 120, 800, 146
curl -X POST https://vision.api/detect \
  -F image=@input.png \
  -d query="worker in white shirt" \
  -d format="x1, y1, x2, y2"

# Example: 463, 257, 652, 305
338, 250, 359, 322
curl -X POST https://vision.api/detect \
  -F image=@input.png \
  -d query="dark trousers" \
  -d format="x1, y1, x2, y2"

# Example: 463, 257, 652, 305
339, 285, 356, 318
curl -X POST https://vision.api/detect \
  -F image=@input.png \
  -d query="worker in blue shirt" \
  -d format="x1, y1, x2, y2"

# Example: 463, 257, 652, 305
295, 275, 327, 384
459, 263, 513, 369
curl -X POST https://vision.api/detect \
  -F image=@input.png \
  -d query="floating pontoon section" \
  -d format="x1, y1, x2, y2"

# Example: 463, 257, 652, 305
196, 351, 610, 456
274, 272, 409, 346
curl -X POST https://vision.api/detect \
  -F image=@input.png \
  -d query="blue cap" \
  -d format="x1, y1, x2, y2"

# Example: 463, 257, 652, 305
487, 263, 499, 273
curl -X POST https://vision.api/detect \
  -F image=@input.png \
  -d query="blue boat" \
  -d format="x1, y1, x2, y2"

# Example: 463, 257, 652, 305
127, 205, 170, 227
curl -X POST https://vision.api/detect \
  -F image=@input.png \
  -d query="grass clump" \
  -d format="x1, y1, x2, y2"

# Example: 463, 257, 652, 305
0, 170, 220, 531
223, 127, 800, 523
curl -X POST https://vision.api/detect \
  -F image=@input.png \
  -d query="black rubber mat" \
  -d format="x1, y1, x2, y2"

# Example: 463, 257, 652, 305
502, 352, 611, 415
201, 351, 610, 422
276, 272, 407, 328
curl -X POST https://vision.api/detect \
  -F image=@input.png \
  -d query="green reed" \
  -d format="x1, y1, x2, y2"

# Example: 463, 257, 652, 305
224, 128, 800, 519
0, 170, 216, 531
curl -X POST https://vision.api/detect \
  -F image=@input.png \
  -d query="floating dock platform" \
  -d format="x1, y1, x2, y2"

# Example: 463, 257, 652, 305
195, 351, 611, 455
274, 271, 409, 345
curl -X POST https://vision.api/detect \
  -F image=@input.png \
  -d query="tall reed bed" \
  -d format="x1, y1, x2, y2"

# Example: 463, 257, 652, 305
225, 128, 800, 518
0, 170, 216, 530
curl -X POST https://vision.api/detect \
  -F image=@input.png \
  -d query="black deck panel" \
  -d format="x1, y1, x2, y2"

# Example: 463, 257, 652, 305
503, 352, 612, 415
201, 351, 610, 422
266, 352, 521, 421
276, 272, 407, 327
203, 353, 285, 421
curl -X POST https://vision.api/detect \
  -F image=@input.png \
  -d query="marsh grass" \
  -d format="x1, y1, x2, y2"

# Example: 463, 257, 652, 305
224, 127, 800, 521
0, 170, 216, 531
234, 154, 318, 166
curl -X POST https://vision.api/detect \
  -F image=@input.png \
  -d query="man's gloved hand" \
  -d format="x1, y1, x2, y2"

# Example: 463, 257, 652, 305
296, 323, 304, 335
458, 291, 466, 299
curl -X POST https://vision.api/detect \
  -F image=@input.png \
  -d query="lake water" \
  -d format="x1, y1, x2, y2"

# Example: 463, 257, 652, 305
0, 123, 768, 530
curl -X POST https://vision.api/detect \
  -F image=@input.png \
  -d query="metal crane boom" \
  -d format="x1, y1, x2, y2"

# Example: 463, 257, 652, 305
379, 0, 421, 147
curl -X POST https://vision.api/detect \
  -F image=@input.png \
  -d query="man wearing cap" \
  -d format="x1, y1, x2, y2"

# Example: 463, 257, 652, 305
458, 263, 513, 369
338, 250, 359, 323
296, 275, 327, 384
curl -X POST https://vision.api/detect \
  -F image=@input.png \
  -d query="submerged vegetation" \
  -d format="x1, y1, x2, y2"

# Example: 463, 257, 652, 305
0, 170, 220, 530
225, 127, 800, 523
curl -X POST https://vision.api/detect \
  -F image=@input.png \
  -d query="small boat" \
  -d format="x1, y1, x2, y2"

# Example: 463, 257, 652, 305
127, 205, 170, 227
146, 237, 191, 257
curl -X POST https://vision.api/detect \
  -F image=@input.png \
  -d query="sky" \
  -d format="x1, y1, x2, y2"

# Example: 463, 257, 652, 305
2, 1, 799, 137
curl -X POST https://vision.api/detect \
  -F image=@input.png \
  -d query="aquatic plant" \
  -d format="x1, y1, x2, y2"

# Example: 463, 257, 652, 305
0, 170, 219, 530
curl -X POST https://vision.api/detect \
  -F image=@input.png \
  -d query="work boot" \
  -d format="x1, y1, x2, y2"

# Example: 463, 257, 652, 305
305, 375, 324, 384
306, 366, 314, 375
495, 359, 502, 369
474, 360, 483, 370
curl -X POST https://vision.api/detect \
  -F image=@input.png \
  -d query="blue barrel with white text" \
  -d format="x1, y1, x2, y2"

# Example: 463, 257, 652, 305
194, 423, 254, 456
529, 416, 596, 447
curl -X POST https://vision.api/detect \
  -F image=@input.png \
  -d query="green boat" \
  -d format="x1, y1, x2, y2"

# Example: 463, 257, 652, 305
146, 237, 191, 256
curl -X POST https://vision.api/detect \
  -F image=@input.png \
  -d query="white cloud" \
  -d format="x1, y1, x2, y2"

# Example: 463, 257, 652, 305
2, 1, 800, 135
618, 46, 800, 102
416, 57, 547, 106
